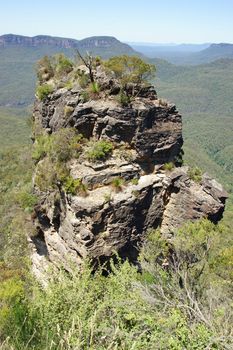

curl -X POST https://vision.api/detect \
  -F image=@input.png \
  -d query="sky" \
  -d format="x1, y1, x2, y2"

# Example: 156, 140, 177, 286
1, 0, 233, 44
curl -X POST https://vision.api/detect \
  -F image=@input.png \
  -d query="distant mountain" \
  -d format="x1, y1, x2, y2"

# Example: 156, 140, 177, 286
0, 34, 78, 48
0, 34, 136, 55
131, 42, 233, 65
0, 34, 138, 106
129, 43, 211, 57
192, 43, 233, 62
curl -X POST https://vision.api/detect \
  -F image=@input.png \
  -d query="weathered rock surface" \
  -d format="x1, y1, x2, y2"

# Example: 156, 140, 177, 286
31, 70, 227, 278
33, 82, 183, 165
31, 165, 227, 278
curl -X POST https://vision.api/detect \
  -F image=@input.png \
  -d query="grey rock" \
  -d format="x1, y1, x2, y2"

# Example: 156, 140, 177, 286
31, 73, 227, 277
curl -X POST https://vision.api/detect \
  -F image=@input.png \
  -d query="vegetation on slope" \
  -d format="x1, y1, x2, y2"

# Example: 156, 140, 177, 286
0, 220, 232, 349
0, 53, 232, 349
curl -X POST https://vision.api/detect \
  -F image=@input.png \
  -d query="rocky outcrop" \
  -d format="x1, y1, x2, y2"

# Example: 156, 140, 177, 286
31, 66, 227, 278
33, 79, 182, 165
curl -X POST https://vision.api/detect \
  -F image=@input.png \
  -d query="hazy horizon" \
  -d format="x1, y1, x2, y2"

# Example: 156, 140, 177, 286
0, 33, 232, 46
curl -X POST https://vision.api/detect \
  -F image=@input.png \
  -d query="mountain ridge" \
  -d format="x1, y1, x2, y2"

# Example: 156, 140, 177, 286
0, 33, 135, 52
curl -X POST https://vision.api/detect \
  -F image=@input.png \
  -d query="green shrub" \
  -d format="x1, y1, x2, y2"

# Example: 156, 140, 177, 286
16, 189, 37, 212
32, 134, 51, 161
87, 139, 113, 161
36, 84, 53, 101
1, 258, 227, 350
64, 80, 73, 90
89, 82, 100, 94
104, 55, 156, 85
55, 54, 73, 75
162, 162, 174, 171
32, 129, 84, 163
63, 176, 87, 196
0, 276, 27, 339
50, 129, 83, 162
117, 90, 131, 106
78, 72, 89, 88
34, 158, 58, 190
111, 177, 124, 192
131, 177, 139, 185
80, 90, 90, 102
188, 166, 203, 183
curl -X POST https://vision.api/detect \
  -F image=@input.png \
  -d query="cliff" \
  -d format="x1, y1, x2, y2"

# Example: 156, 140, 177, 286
30, 59, 227, 278
0, 34, 135, 54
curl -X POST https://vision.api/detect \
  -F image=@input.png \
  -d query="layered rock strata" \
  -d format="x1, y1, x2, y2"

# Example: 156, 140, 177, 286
31, 69, 227, 278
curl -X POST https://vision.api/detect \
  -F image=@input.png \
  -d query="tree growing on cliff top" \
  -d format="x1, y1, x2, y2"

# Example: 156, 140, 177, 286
76, 49, 100, 84
104, 55, 156, 85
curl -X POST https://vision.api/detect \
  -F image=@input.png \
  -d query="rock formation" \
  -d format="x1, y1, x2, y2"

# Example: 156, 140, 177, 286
30, 62, 227, 278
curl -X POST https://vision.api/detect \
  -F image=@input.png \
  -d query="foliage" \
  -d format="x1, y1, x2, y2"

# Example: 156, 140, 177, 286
32, 134, 50, 161
89, 81, 100, 94
0, 108, 30, 151
117, 89, 131, 106
131, 177, 139, 185
111, 177, 124, 191
188, 166, 203, 182
36, 83, 53, 101
55, 54, 73, 76
105, 55, 156, 85
63, 176, 87, 196
87, 139, 113, 161
1, 240, 232, 350
16, 188, 37, 213
79, 90, 90, 102
32, 128, 84, 163
33, 129, 86, 192
162, 162, 174, 171
0, 143, 34, 271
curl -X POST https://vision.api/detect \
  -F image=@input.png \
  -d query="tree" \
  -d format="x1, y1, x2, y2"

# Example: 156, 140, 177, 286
76, 49, 96, 83
104, 55, 156, 85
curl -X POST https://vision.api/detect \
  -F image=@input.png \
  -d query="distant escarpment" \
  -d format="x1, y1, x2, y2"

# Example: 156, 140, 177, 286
0, 34, 135, 54
30, 55, 227, 278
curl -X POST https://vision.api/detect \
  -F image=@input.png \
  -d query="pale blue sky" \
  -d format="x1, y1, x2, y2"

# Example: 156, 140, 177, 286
1, 0, 233, 43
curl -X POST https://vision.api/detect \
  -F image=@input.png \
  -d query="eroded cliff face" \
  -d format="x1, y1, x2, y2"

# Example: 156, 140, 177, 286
31, 65, 227, 278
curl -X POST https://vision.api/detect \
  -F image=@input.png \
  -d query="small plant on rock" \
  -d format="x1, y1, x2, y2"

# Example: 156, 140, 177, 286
63, 177, 87, 196
162, 162, 174, 171
131, 178, 139, 185
16, 189, 38, 213
117, 90, 131, 107
55, 54, 73, 76
89, 82, 100, 94
87, 140, 113, 162
80, 90, 90, 103
36, 84, 53, 101
188, 166, 203, 183
111, 177, 124, 192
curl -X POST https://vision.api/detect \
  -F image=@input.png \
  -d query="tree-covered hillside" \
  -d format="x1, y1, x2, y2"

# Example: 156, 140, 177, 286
153, 58, 233, 194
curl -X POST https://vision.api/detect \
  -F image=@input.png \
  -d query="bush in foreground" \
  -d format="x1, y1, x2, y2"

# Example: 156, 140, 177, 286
0, 220, 232, 349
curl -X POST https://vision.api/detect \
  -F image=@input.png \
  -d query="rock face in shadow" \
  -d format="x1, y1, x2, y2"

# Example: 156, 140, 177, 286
31, 70, 227, 278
